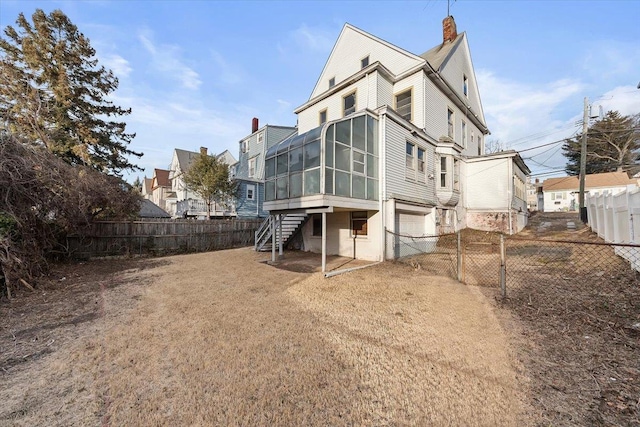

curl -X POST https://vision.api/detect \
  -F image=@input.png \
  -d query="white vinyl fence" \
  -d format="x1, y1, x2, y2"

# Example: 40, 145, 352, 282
586, 184, 640, 271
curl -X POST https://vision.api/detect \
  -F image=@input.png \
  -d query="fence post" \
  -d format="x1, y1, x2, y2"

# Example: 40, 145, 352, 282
457, 231, 462, 282
500, 234, 506, 299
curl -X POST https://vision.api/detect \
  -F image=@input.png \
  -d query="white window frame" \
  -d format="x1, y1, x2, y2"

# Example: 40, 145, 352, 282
351, 211, 368, 237
241, 140, 248, 154
447, 108, 454, 139
394, 88, 412, 122
343, 91, 357, 117
319, 109, 327, 125
406, 141, 415, 171
461, 120, 467, 148
439, 156, 448, 188
246, 184, 255, 201
453, 158, 460, 191
361, 55, 370, 69
248, 157, 256, 178
257, 131, 264, 144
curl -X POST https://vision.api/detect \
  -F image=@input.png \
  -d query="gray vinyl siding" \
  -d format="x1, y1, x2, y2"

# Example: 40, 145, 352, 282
236, 125, 295, 181
384, 117, 437, 205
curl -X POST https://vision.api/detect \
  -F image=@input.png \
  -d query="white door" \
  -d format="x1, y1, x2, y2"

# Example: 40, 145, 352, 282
394, 212, 435, 257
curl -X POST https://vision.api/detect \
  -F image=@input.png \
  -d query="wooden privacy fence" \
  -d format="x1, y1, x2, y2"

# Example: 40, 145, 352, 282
65, 218, 262, 259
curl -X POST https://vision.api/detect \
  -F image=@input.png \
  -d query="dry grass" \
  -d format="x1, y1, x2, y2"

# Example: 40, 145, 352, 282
1, 248, 527, 426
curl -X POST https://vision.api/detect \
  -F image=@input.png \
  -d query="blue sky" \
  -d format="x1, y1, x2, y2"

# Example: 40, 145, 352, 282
1, 0, 639, 182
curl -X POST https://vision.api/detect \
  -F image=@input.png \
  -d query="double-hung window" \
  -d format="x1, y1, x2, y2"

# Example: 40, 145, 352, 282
248, 157, 256, 178
395, 89, 412, 122
453, 158, 460, 191
257, 131, 264, 144
447, 109, 454, 138
440, 156, 448, 188
406, 142, 415, 170
463, 74, 468, 97
343, 91, 356, 116
417, 148, 425, 174
461, 121, 467, 148
247, 184, 255, 201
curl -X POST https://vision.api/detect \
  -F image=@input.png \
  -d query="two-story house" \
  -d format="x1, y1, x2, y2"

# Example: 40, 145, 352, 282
259, 16, 529, 269
234, 118, 296, 218
168, 147, 237, 218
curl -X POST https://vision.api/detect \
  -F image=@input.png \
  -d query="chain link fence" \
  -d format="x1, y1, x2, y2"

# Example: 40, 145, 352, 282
386, 228, 640, 424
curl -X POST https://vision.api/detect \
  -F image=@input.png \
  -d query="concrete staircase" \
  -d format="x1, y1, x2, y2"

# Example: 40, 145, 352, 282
255, 214, 308, 252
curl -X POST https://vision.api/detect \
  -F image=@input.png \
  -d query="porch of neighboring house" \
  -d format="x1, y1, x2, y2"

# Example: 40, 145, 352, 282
176, 199, 236, 219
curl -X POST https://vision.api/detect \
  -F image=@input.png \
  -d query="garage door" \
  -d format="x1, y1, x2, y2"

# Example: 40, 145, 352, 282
394, 212, 436, 257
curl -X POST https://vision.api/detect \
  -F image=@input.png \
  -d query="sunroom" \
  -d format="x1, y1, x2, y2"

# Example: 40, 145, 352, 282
262, 112, 381, 270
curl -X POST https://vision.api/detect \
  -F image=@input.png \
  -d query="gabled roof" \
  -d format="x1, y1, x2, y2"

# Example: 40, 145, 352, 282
142, 177, 153, 194
420, 32, 465, 71
139, 199, 171, 218
543, 172, 637, 191
153, 169, 171, 188
217, 149, 237, 166
174, 149, 200, 173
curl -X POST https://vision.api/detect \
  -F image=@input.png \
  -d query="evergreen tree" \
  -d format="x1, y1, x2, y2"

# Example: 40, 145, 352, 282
0, 9, 141, 174
183, 154, 235, 219
562, 111, 640, 176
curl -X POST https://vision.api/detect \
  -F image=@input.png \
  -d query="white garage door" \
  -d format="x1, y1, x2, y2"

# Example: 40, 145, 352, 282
394, 212, 436, 257
396, 212, 425, 237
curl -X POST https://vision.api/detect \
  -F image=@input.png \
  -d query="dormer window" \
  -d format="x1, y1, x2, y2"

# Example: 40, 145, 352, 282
329, 77, 335, 88
361, 55, 369, 69
463, 74, 468, 97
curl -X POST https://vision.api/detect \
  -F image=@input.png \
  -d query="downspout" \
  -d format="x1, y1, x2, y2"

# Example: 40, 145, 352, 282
380, 113, 387, 261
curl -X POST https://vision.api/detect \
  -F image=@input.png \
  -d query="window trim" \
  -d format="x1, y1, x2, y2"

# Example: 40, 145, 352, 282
439, 156, 448, 189
360, 55, 370, 69
246, 184, 255, 201
461, 120, 467, 148
394, 87, 413, 122
406, 141, 415, 172
351, 211, 368, 237
463, 74, 468, 97
248, 156, 257, 178
447, 108, 454, 139
319, 108, 327, 125
328, 76, 335, 88
241, 140, 248, 154
257, 131, 264, 144
342, 90, 357, 117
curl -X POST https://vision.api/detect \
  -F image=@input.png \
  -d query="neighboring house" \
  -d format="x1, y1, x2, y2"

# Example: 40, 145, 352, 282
150, 168, 172, 212
140, 177, 154, 201
234, 118, 297, 218
139, 199, 171, 219
168, 147, 238, 218
526, 177, 542, 211
542, 171, 638, 212
260, 16, 530, 267
464, 150, 530, 234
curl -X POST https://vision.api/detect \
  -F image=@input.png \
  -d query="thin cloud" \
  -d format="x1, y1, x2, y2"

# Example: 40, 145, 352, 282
210, 49, 244, 86
137, 28, 202, 90
101, 54, 132, 78
291, 24, 334, 52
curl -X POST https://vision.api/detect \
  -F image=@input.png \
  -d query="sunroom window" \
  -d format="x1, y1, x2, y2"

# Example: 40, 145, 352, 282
264, 114, 378, 202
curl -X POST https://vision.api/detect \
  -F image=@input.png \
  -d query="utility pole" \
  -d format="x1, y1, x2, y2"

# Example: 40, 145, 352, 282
579, 97, 588, 223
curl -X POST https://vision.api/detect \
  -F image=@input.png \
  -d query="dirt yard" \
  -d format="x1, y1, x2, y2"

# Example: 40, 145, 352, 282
1, 248, 528, 426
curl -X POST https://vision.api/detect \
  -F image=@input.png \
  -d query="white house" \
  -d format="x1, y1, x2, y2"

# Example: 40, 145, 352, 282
260, 16, 529, 268
542, 171, 638, 212
167, 147, 237, 218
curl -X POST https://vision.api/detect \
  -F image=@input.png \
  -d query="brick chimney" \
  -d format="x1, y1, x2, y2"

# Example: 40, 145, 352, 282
200, 147, 208, 156
252, 117, 259, 133
443, 15, 457, 44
